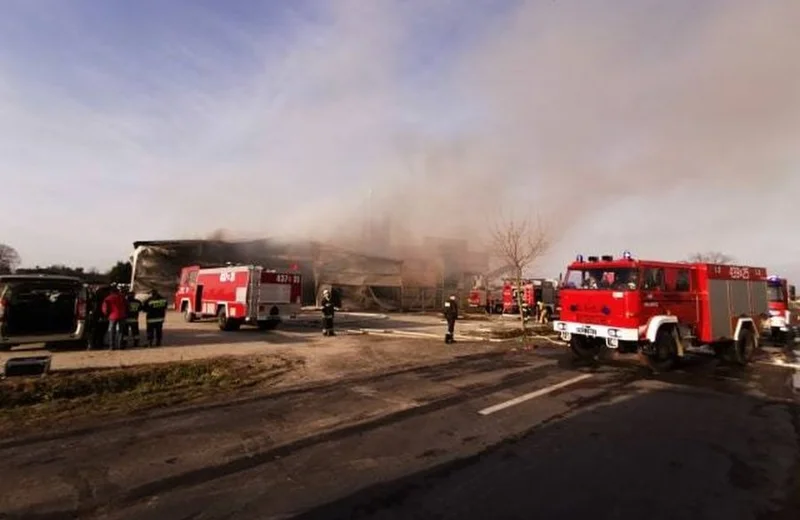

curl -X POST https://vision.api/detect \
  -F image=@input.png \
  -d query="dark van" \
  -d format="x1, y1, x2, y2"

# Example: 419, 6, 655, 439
0, 275, 88, 350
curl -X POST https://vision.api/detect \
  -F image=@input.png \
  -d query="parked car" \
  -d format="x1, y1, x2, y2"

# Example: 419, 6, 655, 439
0, 274, 88, 350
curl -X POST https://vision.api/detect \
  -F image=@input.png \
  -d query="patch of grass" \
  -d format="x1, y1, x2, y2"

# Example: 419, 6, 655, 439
460, 313, 492, 321
484, 324, 557, 340
0, 355, 302, 435
491, 328, 528, 339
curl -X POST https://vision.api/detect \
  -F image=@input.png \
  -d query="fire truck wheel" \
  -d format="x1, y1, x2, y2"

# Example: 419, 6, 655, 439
642, 328, 677, 373
730, 328, 757, 366
569, 335, 600, 360
217, 310, 241, 331
183, 308, 196, 323
257, 320, 278, 331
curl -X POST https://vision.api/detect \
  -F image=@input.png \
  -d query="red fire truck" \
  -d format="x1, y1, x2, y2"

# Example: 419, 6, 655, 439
552, 252, 769, 371
502, 279, 559, 321
175, 265, 302, 331
764, 275, 798, 344
468, 287, 504, 314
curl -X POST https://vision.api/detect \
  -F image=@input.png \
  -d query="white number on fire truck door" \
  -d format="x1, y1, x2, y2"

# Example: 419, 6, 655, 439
729, 267, 750, 279
276, 274, 289, 283
293, 275, 300, 283
219, 272, 235, 282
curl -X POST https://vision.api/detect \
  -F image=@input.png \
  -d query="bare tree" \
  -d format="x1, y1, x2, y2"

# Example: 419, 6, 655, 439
489, 213, 550, 330
0, 243, 21, 274
688, 251, 735, 264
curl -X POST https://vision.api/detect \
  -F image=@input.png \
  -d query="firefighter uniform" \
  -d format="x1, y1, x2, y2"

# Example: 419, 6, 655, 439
142, 290, 168, 347
536, 301, 548, 324
443, 295, 458, 344
123, 293, 142, 348
87, 285, 112, 350
321, 290, 335, 336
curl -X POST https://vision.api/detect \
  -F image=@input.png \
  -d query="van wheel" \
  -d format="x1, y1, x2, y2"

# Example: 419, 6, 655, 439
729, 328, 757, 366
642, 328, 677, 373
570, 335, 600, 360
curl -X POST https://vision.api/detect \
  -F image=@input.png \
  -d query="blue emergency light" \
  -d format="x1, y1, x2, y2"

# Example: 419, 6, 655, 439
576, 254, 584, 262
767, 275, 780, 283
622, 250, 632, 260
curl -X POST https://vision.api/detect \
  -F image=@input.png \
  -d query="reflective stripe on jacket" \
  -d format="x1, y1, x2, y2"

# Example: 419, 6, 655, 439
126, 299, 142, 323
143, 297, 168, 321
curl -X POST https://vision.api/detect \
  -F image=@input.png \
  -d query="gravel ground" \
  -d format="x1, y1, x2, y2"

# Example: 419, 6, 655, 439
0, 311, 534, 373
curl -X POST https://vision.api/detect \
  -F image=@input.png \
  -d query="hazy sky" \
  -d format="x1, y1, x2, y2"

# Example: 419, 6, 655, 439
2, 0, 799, 280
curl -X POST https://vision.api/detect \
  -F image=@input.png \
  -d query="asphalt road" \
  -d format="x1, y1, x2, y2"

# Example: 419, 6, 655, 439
2, 345, 799, 520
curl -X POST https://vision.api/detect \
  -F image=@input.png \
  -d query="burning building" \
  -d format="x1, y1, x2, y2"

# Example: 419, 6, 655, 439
129, 237, 489, 311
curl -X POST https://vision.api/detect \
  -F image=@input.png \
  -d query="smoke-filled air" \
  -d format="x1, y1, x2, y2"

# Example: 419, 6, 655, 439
2, 0, 799, 277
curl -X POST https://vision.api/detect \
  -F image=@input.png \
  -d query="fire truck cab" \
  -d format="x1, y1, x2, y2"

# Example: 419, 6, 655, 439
175, 264, 302, 331
764, 275, 798, 344
552, 252, 768, 371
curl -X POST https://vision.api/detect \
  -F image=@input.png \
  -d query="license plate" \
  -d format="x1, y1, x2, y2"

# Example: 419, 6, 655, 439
576, 326, 597, 336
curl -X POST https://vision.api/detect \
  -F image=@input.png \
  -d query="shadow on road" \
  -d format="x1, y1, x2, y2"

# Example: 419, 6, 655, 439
292, 361, 800, 520
158, 327, 311, 347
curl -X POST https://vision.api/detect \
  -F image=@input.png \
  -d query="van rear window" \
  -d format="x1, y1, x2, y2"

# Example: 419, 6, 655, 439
4, 280, 82, 301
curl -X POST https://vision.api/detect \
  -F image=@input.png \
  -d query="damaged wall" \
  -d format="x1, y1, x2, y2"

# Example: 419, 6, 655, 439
130, 236, 489, 311
130, 239, 403, 309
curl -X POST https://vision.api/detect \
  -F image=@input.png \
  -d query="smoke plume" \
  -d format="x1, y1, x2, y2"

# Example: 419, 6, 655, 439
7, 1, 797, 273
215, 0, 800, 269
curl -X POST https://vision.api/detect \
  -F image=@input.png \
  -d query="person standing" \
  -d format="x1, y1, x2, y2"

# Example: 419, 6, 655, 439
142, 289, 168, 347
321, 289, 335, 336
443, 294, 458, 344
123, 291, 142, 348
101, 286, 127, 350
86, 285, 110, 350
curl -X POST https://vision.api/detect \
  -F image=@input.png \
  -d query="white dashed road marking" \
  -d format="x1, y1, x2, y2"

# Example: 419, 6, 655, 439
478, 374, 593, 416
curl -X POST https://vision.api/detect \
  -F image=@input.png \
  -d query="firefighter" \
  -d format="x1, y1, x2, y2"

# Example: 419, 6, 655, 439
443, 294, 458, 344
123, 290, 142, 348
142, 289, 168, 347
321, 289, 335, 336
537, 301, 551, 324
86, 284, 110, 350
101, 285, 127, 350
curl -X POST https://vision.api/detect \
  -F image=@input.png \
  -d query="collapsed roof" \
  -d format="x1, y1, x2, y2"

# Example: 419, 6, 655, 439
130, 237, 489, 310
131, 239, 403, 305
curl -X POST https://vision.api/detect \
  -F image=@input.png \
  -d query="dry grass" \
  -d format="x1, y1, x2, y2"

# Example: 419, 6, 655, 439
0, 355, 302, 435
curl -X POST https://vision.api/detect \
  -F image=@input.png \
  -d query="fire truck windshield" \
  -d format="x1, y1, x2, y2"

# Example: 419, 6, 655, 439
767, 284, 785, 302
563, 268, 639, 291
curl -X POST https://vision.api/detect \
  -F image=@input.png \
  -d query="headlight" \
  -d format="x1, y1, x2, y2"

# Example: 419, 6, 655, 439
556, 322, 567, 331
608, 328, 619, 338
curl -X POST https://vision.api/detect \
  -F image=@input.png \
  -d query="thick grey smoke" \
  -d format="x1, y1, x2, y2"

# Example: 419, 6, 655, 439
453, 0, 800, 232
197, 0, 799, 273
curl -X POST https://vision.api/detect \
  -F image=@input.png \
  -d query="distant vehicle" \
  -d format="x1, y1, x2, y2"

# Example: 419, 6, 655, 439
0, 274, 88, 350
502, 278, 559, 321
175, 265, 302, 331
553, 252, 768, 371
468, 287, 504, 314
764, 275, 798, 344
